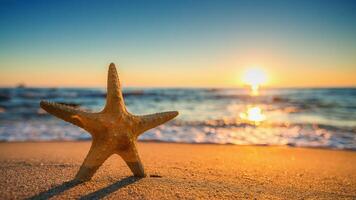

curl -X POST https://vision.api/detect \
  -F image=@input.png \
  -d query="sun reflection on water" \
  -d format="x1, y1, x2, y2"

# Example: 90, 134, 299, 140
239, 106, 266, 124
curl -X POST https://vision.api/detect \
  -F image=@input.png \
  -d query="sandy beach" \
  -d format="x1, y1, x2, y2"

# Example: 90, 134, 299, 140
0, 142, 355, 199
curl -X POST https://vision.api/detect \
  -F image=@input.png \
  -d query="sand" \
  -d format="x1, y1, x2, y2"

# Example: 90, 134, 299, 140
0, 142, 355, 199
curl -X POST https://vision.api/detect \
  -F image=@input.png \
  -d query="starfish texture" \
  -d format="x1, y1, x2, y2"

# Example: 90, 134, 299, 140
40, 63, 178, 181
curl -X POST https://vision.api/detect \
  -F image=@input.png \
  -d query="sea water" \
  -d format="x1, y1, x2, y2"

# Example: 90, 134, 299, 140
0, 87, 355, 150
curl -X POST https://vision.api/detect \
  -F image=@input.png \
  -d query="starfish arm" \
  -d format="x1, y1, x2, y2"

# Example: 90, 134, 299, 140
40, 100, 90, 129
134, 111, 179, 136
75, 141, 113, 181
118, 143, 146, 177
103, 63, 126, 113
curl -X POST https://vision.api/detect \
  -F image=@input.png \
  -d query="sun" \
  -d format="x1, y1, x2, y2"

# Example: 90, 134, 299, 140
241, 68, 267, 95
242, 68, 267, 86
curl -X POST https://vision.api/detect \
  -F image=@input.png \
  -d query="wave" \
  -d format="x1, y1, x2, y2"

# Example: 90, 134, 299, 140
1, 87, 356, 150
0, 118, 355, 150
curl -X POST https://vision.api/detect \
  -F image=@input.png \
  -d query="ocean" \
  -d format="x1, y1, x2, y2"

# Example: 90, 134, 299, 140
0, 87, 355, 150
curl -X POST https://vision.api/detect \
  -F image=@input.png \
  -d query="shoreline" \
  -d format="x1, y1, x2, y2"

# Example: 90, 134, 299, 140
0, 142, 355, 199
1, 140, 355, 152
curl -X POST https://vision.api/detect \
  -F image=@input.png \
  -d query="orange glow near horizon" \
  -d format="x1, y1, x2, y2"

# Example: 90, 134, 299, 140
1, 61, 356, 88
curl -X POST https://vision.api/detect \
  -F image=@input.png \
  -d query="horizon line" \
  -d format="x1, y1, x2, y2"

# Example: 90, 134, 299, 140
1, 85, 355, 90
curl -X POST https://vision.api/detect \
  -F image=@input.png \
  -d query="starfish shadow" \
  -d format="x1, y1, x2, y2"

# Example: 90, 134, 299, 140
79, 176, 142, 200
28, 176, 141, 200
27, 179, 82, 200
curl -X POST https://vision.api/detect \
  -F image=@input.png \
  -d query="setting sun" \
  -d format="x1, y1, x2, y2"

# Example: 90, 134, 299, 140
241, 68, 267, 95
242, 68, 267, 87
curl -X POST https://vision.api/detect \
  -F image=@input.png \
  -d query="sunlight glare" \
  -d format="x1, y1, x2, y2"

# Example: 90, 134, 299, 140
239, 106, 266, 124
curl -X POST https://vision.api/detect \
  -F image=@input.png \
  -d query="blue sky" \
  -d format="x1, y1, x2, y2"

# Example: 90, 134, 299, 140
0, 0, 355, 87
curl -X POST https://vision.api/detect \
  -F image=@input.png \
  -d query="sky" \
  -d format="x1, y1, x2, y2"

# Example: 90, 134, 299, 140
0, 0, 355, 88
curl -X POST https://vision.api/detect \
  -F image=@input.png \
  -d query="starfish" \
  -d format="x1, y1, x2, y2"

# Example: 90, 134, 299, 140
40, 63, 178, 181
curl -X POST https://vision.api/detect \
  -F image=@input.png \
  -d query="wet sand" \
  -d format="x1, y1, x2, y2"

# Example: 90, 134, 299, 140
0, 142, 355, 199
